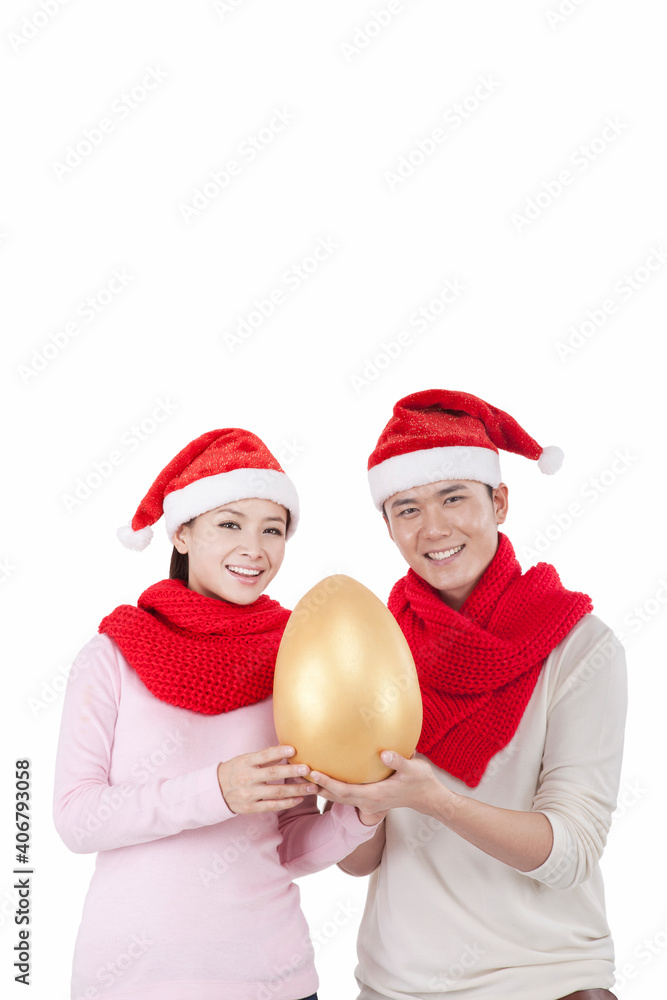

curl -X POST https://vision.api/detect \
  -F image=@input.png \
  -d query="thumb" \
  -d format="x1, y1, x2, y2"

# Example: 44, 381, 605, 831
381, 749, 408, 769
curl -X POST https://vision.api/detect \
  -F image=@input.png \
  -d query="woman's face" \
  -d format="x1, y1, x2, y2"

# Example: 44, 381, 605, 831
173, 498, 288, 604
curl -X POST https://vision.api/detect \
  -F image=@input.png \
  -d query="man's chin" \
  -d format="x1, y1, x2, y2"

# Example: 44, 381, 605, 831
419, 565, 458, 590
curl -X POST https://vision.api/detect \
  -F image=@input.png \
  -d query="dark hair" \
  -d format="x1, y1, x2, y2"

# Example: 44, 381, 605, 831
381, 482, 495, 520
169, 518, 194, 582
169, 509, 291, 583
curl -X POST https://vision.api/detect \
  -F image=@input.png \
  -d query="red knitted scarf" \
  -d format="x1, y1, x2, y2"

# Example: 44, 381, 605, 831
98, 579, 290, 714
387, 533, 593, 787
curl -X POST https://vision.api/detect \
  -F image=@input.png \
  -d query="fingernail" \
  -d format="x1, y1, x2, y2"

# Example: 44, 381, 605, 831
381, 751, 393, 764
297, 765, 309, 775
283, 746, 295, 754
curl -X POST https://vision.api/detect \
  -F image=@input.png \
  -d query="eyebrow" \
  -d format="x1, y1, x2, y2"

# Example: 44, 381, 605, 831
389, 483, 470, 509
214, 507, 286, 524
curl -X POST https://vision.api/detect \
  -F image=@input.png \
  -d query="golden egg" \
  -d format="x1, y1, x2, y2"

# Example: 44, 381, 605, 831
273, 575, 423, 783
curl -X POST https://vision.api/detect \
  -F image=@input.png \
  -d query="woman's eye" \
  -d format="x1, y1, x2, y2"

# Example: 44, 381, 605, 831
264, 527, 284, 536
218, 521, 240, 529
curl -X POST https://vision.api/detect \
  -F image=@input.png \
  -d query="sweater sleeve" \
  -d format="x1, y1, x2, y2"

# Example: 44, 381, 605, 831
519, 616, 627, 890
53, 635, 235, 854
277, 791, 382, 878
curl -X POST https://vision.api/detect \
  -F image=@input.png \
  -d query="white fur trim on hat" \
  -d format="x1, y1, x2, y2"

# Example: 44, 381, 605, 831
368, 446, 502, 511
163, 468, 299, 539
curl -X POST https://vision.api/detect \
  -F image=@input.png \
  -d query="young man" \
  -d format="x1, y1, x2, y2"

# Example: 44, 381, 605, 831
310, 390, 626, 1000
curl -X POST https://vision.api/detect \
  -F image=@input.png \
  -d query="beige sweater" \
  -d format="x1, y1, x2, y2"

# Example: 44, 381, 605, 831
355, 614, 627, 1000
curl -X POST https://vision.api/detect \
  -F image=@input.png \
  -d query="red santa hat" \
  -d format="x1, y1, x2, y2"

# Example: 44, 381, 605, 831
117, 428, 299, 550
367, 389, 563, 511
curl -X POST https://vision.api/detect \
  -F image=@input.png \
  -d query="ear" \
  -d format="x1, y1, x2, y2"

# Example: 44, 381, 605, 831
493, 483, 509, 525
172, 523, 190, 554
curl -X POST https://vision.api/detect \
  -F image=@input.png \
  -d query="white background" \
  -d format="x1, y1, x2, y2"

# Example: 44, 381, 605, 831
1, 1, 665, 998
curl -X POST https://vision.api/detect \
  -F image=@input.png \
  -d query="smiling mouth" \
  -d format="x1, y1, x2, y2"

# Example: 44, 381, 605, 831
226, 565, 263, 579
426, 545, 464, 561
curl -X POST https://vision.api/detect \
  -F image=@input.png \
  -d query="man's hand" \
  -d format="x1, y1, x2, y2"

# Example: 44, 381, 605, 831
217, 745, 317, 814
309, 751, 441, 822
314, 750, 555, 872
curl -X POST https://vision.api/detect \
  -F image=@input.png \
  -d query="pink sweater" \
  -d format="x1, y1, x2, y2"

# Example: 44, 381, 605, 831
53, 633, 379, 1000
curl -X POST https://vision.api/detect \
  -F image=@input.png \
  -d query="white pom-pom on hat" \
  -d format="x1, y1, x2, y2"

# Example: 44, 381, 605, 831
117, 523, 154, 551
537, 445, 564, 475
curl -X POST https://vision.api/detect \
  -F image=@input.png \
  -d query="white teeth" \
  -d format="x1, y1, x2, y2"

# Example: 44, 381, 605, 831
427, 545, 463, 560
227, 565, 261, 576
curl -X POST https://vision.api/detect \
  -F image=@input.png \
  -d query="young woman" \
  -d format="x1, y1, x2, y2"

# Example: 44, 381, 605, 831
311, 391, 626, 1000
53, 427, 381, 1000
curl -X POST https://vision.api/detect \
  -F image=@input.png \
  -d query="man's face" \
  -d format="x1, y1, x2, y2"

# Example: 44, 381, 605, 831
384, 479, 508, 611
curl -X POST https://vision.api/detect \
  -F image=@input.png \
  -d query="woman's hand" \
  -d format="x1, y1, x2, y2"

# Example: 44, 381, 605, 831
309, 751, 442, 822
217, 745, 317, 814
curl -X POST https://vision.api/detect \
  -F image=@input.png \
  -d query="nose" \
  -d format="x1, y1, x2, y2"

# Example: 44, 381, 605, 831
421, 505, 452, 540
237, 532, 263, 560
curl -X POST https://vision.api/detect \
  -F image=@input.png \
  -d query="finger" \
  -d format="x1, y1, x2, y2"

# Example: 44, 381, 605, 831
249, 745, 296, 767
380, 750, 409, 769
263, 797, 305, 811
260, 782, 318, 799
307, 770, 360, 795
261, 763, 312, 782
249, 796, 306, 813
295, 780, 332, 798
310, 787, 341, 803
301, 782, 327, 795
